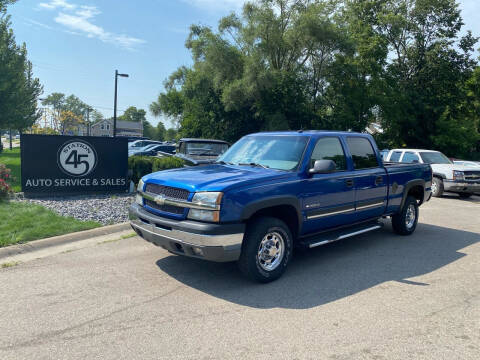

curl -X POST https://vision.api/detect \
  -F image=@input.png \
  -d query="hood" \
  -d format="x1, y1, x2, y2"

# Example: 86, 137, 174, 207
142, 164, 293, 193
431, 163, 480, 178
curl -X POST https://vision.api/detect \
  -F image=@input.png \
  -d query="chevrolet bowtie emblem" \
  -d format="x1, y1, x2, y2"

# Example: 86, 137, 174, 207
155, 195, 166, 206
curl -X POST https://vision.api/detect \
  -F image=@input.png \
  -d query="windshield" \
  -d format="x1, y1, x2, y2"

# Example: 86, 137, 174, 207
218, 135, 308, 171
419, 152, 451, 164
186, 142, 228, 156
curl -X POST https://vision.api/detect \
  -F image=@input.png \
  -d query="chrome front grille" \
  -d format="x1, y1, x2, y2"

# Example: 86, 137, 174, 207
144, 200, 185, 215
144, 183, 190, 216
145, 183, 190, 200
464, 171, 480, 181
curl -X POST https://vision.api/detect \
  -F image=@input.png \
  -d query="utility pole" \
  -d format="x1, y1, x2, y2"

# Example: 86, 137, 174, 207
86, 107, 91, 136
113, 70, 129, 137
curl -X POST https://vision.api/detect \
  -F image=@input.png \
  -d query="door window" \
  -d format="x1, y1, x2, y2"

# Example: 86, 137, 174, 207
389, 151, 402, 162
401, 152, 419, 163
310, 137, 346, 171
347, 137, 379, 169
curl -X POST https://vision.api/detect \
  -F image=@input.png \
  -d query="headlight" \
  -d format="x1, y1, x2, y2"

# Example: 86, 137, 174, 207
188, 192, 223, 222
188, 209, 220, 222
191, 192, 223, 208
137, 179, 145, 192
453, 171, 464, 181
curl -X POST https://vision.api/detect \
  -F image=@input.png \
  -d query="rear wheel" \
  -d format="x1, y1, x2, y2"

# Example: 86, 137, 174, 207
392, 196, 419, 236
238, 217, 293, 283
458, 193, 473, 199
431, 177, 444, 197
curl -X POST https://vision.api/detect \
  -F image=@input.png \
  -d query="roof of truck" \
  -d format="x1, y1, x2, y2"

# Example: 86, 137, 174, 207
389, 149, 439, 153
249, 130, 371, 137
179, 138, 229, 144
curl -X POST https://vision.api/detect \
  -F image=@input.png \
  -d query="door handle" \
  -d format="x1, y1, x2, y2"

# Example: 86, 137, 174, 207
345, 179, 354, 187
375, 176, 383, 185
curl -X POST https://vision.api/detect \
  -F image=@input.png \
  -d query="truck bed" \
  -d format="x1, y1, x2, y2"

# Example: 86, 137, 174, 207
384, 162, 432, 215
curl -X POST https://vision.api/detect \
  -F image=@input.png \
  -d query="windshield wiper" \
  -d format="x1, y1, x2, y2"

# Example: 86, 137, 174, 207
216, 160, 234, 165
238, 162, 270, 169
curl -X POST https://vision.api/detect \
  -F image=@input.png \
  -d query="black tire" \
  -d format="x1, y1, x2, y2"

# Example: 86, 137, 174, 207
238, 217, 293, 283
458, 193, 473, 199
431, 177, 444, 197
392, 196, 419, 236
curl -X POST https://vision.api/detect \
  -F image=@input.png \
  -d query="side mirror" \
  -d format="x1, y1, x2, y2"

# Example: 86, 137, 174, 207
309, 160, 336, 174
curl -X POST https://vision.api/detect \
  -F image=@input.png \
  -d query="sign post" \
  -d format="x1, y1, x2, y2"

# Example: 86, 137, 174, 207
21, 135, 128, 195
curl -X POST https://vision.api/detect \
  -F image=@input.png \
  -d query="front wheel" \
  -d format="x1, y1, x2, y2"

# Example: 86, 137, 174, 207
431, 177, 444, 197
238, 217, 293, 283
392, 196, 419, 236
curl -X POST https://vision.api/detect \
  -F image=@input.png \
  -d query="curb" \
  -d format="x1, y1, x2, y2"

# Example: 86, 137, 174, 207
0, 222, 132, 261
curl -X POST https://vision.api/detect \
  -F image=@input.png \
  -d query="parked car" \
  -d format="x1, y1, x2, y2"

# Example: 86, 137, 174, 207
126, 136, 150, 143
385, 149, 480, 198
131, 144, 176, 157
128, 140, 162, 150
130, 131, 432, 283
175, 138, 229, 165
129, 144, 161, 156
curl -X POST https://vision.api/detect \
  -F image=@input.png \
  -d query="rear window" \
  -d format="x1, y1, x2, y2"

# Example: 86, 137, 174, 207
401, 152, 420, 163
347, 137, 379, 169
389, 151, 402, 162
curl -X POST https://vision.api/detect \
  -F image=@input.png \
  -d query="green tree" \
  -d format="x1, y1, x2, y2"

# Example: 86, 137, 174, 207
151, 0, 479, 156
156, 121, 166, 141
90, 110, 104, 124
143, 120, 156, 139
119, 106, 147, 123
0, 3, 42, 148
41, 92, 65, 125
373, 0, 479, 157
165, 128, 178, 141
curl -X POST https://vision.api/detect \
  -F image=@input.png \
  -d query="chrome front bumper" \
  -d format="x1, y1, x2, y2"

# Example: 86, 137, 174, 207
444, 180, 480, 193
129, 203, 244, 262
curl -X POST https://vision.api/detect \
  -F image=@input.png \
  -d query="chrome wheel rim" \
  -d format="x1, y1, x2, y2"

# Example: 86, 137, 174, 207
431, 181, 437, 195
405, 204, 416, 229
257, 231, 285, 271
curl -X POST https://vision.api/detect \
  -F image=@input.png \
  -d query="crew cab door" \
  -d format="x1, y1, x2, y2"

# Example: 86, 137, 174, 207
345, 137, 387, 222
301, 137, 355, 234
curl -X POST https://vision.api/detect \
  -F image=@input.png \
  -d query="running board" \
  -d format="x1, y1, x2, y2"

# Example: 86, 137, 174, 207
300, 221, 384, 249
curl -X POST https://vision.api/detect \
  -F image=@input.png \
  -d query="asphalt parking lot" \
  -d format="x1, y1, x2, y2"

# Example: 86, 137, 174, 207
0, 195, 479, 359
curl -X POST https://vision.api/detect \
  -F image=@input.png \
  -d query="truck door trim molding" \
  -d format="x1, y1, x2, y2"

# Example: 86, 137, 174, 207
355, 201, 385, 210
307, 205, 355, 219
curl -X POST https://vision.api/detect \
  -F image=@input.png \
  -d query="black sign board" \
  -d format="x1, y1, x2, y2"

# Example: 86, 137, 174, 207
21, 134, 128, 195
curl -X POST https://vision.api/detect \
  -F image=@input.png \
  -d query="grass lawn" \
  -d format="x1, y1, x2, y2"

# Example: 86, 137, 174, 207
0, 201, 100, 247
0, 148, 21, 192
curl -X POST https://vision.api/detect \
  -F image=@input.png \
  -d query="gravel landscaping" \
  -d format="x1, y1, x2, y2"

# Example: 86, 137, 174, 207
18, 194, 134, 225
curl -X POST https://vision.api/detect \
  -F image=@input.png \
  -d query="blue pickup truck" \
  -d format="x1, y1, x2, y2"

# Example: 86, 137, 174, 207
130, 131, 432, 282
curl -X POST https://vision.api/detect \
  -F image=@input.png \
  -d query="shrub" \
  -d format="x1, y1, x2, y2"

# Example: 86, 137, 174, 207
0, 164, 13, 199
128, 156, 185, 184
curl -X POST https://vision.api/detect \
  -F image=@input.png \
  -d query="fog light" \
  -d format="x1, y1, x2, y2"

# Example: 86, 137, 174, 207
192, 248, 204, 256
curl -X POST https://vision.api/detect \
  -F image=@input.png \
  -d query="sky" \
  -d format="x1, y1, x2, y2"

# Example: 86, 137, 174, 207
6, 0, 480, 128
